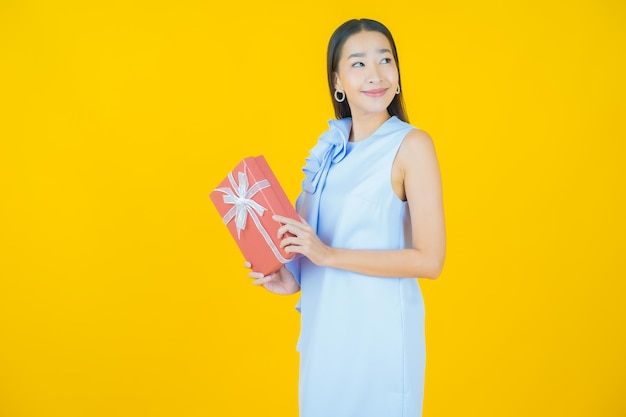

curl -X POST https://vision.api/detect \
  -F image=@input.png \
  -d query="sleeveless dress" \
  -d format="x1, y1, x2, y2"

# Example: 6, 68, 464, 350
286, 116, 426, 417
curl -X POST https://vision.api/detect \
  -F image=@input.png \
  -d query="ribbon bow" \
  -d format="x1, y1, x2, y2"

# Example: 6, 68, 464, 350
216, 170, 270, 239
302, 118, 351, 194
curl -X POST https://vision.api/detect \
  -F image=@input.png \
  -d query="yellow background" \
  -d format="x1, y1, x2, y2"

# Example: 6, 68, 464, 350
1, 0, 624, 416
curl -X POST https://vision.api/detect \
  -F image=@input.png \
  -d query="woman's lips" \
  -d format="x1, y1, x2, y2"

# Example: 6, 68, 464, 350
362, 88, 388, 98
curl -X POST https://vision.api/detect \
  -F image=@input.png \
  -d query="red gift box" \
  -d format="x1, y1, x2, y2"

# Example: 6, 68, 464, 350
210, 155, 300, 275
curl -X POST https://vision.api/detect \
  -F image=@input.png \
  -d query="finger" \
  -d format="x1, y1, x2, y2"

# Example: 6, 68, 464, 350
278, 222, 309, 239
280, 236, 300, 249
248, 271, 264, 279
283, 244, 303, 254
278, 224, 297, 239
253, 276, 273, 286
273, 214, 301, 225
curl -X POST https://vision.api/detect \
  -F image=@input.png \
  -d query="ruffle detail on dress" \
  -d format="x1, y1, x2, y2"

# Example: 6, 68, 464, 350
302, 118, 351, 194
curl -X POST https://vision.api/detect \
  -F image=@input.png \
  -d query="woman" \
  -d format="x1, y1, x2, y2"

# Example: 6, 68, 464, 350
246, 18, 446, 417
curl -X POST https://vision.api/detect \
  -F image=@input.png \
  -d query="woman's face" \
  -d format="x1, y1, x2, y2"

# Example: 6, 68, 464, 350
334, 30, 399, 119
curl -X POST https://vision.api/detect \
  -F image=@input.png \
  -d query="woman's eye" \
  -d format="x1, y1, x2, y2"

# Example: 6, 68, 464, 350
352, 62, 364, 68
381, 57, 392, 64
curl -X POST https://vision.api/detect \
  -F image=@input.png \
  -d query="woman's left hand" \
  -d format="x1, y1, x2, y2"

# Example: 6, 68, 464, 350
273, 214, 332, 267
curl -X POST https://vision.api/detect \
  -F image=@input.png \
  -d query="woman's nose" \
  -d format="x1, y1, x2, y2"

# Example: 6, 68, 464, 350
367, 65, 382, 83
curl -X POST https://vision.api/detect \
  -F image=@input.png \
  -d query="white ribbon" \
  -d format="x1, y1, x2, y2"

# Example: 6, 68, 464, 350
215, 166, 290, 264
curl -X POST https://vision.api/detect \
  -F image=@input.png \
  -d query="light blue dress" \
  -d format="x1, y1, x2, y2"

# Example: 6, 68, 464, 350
286, 116, 426, 417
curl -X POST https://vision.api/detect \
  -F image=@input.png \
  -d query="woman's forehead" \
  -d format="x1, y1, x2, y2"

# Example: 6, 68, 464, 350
341, 31, 392, 57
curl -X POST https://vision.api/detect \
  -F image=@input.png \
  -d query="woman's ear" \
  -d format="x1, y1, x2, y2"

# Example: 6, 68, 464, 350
333, 73, 342, 91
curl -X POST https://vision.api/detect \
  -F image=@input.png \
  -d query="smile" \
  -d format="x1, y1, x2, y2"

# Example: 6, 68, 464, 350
362, 88, 388, 98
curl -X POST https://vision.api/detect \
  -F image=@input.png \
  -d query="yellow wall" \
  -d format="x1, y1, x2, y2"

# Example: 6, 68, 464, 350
1, 1, 624, 416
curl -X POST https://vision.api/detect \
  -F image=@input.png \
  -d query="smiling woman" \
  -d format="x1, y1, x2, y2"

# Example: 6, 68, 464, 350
245, 18, 445, 417
327, 19, 408, 124
333, 31, 400, 129
334, 32, 400, 129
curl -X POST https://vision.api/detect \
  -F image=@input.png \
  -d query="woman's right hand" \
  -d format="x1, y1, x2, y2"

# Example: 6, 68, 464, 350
244, 262, 300, 295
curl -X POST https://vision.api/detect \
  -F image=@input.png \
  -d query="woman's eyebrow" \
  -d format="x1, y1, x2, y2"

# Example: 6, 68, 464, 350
347, 49, 392, 59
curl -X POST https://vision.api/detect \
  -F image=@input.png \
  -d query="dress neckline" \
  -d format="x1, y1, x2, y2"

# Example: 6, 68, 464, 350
347, 115, 398, 144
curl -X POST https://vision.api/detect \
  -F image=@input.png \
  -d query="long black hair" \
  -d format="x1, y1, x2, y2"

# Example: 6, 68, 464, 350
327, 19, 409, 122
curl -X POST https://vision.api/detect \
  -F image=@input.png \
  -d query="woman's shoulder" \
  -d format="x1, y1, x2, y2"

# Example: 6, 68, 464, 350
404, 127, 433, 144
396, 127, 437, 165
398, 120, 434, 146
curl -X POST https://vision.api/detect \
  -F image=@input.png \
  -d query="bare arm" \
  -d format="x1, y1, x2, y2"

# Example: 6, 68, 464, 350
275, 129, 446, 279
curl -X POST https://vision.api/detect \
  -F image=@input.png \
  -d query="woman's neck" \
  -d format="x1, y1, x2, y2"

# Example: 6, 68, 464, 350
349, 112, 391, 142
